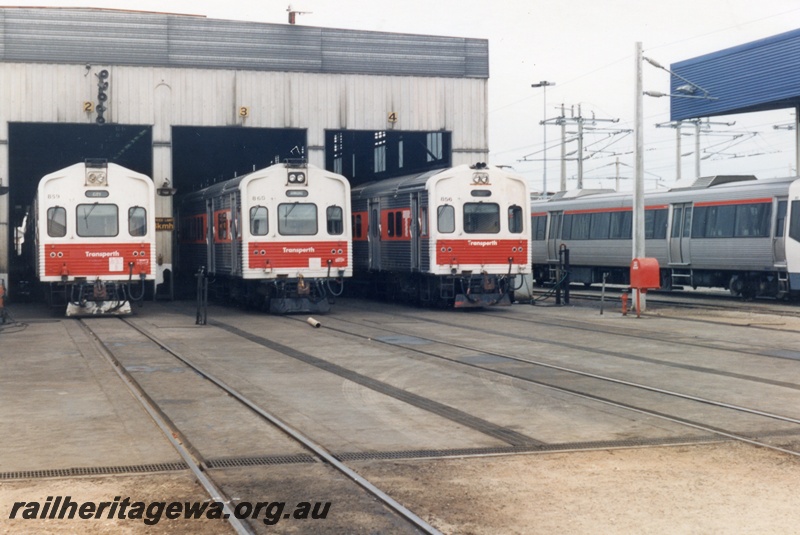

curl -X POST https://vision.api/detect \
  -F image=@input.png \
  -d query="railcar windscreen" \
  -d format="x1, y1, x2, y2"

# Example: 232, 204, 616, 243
464, 203, 499, 234
278, 203, 317, 235
76, 204, 118, 237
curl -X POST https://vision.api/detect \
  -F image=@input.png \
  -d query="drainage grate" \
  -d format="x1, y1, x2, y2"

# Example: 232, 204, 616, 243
337, 435, 726, 461
205, 454, 317, 469
0, 462, 188, 481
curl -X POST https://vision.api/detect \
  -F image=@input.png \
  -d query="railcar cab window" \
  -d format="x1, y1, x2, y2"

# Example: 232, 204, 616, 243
250, 206, 268, 236
327, 206, 344, 235
129, 206, 147, 237
77, 204, 118, 237
464, 203, 500, 233
47, 206, 67, 237
278, 203, 317, 235
508, 205, 524, 233
437, 204, 455, 233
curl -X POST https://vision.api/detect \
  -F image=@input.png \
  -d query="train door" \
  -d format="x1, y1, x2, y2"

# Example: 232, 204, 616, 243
546, 211, 562, 262
368, 198, 381, 271
773, 198, 787, 267
410, 193, 420, 271
668, 203, 692, 265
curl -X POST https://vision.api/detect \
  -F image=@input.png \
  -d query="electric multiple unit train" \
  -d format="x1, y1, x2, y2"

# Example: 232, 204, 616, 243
350, 163, 531, 307
30, 160, 156, 315
179, 162, 352, 313
530, 175, 800, 299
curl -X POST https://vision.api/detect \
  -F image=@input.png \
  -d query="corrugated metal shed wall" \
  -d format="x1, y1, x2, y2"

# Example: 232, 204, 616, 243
0, 8, 488, 78
0, 63, 487, 157
670, 28, 800, 121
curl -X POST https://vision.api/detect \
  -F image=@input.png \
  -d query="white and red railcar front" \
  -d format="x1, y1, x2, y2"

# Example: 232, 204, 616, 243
352, 163, 531, 307
34, 161, 156, 315
179, 162, 352, 313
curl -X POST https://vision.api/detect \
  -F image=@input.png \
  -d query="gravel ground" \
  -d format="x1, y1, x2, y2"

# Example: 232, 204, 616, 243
3, 442, 800, 534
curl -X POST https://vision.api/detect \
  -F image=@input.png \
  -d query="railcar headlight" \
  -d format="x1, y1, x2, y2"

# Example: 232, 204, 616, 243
471, 172, 490, 185
287, 172, 306, 185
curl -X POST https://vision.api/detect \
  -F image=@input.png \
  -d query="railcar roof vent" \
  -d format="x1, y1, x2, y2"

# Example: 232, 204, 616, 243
670, 175, 756, 191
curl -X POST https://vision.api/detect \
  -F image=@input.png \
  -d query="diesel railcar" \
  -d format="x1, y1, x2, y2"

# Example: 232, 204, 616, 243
351, 163, 531, 307
179, 162, 352, 313
530, 175, 800, 298
31, 160, 156, 315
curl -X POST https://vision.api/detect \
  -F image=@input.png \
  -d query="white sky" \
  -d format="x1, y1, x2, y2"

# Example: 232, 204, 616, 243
5, 1, 800, 191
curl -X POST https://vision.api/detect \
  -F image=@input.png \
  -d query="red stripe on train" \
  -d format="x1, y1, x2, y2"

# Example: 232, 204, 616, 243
248, 240, 350, 269
43, 243, 152, 277
435, 239, 528, 266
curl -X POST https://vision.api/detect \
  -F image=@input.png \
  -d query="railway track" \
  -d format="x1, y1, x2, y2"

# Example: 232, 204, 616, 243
526, 284, 800, 321
77, 316, 441, 535
299, 300, 800, 458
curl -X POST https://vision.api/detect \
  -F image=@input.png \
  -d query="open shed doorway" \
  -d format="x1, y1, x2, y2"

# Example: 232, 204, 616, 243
7, 122, 152, 297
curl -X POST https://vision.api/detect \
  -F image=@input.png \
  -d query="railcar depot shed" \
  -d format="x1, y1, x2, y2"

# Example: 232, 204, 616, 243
0, 7, 489, 296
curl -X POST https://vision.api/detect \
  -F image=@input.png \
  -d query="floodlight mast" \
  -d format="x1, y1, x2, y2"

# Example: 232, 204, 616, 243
532, 81, 555, 197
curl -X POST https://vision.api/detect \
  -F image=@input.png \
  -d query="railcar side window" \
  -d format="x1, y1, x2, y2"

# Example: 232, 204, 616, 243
693, 203, 771, 238
385, 211, 405, 238
531, 215, 547, 240
250, 206, 268, 236
437, 205, 455, 233
47, 206, 67, 237
464, 203, 500, 234
352, 214, 362, 238
790, 201, 800, 242
589, 212, 611, 239
128, 206, 147, 237
645, 209, 668, 239
561, 214, 573, 239
508, 205, 524, 233
609, 211, 632, 239
76, 204, 118, 237
733, 203, 771, 237
567, 213, 590, 240
278, 203, 317, 235
327, 206, 344, 235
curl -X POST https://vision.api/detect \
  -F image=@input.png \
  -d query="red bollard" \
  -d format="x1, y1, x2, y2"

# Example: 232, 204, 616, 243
621, 291, 628, 316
